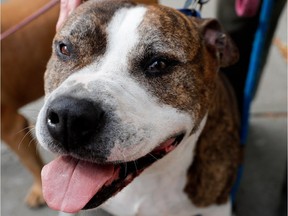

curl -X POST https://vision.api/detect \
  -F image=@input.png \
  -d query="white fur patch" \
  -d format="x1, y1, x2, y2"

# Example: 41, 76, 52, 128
102, 115, 231, 216
81, 6, 148, 75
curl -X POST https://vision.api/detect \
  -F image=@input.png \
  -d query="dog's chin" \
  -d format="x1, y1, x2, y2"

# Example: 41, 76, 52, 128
82, 133, 185, 210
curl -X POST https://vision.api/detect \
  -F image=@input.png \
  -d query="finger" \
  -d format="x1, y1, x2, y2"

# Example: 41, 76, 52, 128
68, 0, 82, 15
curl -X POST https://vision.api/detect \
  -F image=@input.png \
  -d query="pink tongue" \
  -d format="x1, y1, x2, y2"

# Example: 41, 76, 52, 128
41, 156, 114, 213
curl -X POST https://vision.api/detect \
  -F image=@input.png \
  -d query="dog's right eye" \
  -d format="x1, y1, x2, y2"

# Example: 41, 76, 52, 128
59, 43, 70, 56
56, 41, 73, 60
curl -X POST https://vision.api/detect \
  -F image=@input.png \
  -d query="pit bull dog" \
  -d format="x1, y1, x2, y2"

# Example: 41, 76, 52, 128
35, 0, 241, 215
1, 0, 156, 208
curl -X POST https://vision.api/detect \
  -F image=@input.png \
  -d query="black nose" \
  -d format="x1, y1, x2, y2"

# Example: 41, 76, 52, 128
46, 96, 105, 150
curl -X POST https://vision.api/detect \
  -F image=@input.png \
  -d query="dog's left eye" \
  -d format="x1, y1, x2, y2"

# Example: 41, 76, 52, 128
145, 58, 178, 76
148, 60, 166, 73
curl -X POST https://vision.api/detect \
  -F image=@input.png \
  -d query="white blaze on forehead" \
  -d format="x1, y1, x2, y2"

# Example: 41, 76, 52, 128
75, 6, 147, 80
101, 6, 147, 70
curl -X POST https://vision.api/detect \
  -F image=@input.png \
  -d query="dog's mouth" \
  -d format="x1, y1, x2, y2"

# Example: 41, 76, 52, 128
41, 134, 184, 213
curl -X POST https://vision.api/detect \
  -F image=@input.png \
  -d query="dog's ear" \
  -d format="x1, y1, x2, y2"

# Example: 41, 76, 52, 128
197, 18, 239, 68
184, 117, 241, 207
184, 77, 241, 207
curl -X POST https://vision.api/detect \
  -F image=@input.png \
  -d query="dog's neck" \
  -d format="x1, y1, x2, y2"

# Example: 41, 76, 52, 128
102, 115, 208, 216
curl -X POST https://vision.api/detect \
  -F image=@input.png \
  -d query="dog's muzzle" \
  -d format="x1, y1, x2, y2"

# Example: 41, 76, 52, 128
37, 73, 191, 213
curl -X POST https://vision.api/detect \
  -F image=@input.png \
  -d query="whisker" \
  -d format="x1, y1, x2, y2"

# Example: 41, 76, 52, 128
27, 127, 37, 148
17, 127, 34, 150
28, 128, 37, 147
121, 156, 128, 177
123, 161, 127, 177
148, 153, 159, 162
28, 135, 36, 147
133, 160, 138, 173
14, 125, 34, 135
118, 148, 128, 177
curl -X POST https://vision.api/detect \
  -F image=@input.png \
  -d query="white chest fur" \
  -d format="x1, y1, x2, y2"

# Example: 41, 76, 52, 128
100, 116, 231, 216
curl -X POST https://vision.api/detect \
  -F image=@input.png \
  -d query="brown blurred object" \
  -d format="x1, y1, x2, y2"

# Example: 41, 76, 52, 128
1, 0, 59, 208
273, 37, 288, 62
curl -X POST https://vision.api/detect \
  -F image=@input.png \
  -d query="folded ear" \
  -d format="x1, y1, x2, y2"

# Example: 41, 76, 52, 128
184, 114, 241, 207
197, 18, 239, 68
184, 76, 241, 207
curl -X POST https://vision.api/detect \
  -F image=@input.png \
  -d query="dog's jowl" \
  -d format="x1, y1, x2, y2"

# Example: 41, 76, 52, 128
36, 0, 240, 216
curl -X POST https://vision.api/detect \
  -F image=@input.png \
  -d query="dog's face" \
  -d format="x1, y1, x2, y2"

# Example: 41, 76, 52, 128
36, 0, 238, 213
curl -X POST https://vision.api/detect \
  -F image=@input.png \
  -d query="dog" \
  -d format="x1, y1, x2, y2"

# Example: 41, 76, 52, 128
35, 0, 241, 215
1, 0, 157, 209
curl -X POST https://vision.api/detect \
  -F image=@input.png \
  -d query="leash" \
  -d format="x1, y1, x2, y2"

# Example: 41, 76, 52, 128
241, 0, 275, 144
179, 0, 209, 18
0, 0, 59, 41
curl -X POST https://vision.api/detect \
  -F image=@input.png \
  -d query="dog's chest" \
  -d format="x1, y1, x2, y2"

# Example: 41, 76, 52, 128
102, 139, 195, 216
101, 118, 207, 216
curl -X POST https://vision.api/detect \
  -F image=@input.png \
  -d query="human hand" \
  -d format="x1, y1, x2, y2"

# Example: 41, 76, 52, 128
56, 0, 82, 31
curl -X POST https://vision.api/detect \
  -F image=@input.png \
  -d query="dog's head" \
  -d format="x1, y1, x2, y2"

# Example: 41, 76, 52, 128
36, 0, 238, 213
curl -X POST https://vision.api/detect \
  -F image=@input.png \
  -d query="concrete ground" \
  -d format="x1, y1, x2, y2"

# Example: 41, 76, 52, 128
1, 0, 287, 216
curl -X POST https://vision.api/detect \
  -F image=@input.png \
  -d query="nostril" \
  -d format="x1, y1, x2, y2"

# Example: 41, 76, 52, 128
46, 108, 67, 146
47, 111, 60, 125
